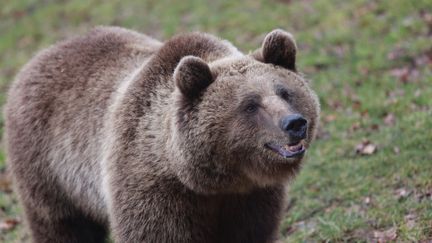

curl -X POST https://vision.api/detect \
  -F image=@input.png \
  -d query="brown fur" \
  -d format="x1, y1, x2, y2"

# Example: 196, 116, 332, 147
5, 27, 320, 243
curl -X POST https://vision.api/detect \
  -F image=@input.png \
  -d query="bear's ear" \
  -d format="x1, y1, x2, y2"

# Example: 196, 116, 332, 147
174, 56, 214, 100
252, 29, 297, 71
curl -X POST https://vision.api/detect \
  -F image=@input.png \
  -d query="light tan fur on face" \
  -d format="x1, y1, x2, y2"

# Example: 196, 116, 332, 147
5, 27, 319, 243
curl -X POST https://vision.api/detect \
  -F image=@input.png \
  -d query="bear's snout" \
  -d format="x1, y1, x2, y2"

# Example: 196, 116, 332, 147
280, 114, 307, 142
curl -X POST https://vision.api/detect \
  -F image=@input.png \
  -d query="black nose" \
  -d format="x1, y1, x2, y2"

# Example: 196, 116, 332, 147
280, 114, 308, 140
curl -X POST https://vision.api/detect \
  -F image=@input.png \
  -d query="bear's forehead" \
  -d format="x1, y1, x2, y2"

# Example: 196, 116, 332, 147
211, 57, 275, 75
211, 58, 302, 91
236, 75, 300, 97
212, 58, 289, 80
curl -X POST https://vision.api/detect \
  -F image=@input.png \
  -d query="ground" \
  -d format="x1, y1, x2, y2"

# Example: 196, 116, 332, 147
0, 0, 431, 242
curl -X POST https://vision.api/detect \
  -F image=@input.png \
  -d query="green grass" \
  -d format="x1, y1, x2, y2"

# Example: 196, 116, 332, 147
1, 0, 431, 241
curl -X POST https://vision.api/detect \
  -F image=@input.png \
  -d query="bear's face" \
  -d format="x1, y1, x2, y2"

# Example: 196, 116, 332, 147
171, 30, 320, 193
201, 61, 319, 187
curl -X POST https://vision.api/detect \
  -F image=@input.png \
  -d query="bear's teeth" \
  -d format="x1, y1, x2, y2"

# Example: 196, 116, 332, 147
286, 143, 303, 152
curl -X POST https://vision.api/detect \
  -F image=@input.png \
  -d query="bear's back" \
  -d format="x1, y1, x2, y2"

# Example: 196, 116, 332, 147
5, 26, 162, 222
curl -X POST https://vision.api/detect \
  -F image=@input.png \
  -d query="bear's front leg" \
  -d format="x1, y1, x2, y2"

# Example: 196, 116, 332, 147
108, 176, 219, 243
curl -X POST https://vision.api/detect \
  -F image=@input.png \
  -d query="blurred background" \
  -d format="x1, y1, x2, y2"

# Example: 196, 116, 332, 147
0, 0, 431, 242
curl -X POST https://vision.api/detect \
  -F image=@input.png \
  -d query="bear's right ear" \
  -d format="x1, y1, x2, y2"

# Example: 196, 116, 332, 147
174, 56, 214, 100
252, 29, 297, 71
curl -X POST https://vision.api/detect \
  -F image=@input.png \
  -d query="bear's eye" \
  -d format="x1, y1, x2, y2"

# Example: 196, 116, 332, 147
240, 94, 261, 114
245, 103, 259, 114
276, 85, 291, 101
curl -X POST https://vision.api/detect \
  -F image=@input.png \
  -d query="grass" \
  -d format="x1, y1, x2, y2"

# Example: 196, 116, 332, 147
0, 0, 431, 241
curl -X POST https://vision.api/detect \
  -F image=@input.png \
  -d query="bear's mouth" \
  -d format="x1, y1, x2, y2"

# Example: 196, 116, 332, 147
264, 140, 305, 158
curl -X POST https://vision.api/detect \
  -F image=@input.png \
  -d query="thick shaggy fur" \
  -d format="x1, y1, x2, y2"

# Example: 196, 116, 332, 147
5, 26, 320, 243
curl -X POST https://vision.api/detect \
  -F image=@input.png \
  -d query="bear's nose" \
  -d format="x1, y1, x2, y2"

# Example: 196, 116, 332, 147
280, 114, 307, 141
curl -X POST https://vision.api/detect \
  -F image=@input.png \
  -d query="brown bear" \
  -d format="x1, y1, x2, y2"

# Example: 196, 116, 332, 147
5, 26, 320, 243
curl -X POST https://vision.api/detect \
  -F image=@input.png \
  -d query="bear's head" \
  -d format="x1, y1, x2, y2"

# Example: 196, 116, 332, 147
169, 30, 320, 194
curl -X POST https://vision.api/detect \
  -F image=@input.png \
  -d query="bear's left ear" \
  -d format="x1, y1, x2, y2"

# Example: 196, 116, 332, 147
252, 29, 297, 71
174, 56, 214, 100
